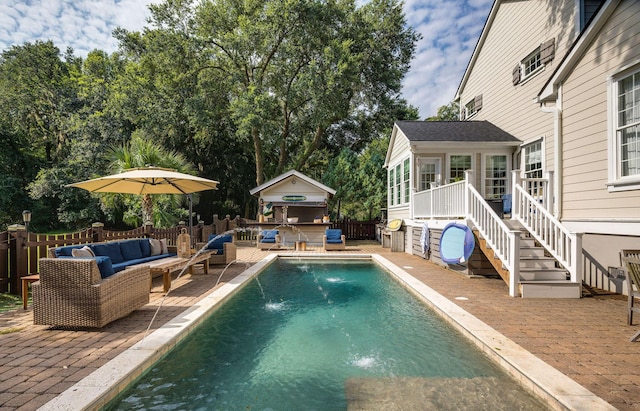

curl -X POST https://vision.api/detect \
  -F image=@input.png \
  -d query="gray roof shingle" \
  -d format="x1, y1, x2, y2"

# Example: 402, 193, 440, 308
395, 120, 520, 143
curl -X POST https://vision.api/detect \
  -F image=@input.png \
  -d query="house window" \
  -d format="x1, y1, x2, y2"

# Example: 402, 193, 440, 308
464, 95, 483, 119
450, 155, 472, 182
513, 39, 555, 85
524, 141, 543, 179
465, 100, 476, 118
523, 48, 542, 78
395, 163, 402, 205
608, 66, 640, 190
523, 140, 544, 197
419, 159, 440, 191
485, 155, 507, 199
403, 158, 410, 203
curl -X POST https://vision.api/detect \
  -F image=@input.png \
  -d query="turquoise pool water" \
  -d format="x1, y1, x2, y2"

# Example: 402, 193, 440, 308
107, 259, 545, 410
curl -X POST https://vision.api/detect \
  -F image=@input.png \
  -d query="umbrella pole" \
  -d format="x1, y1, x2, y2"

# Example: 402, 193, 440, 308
188, 194, 194, 247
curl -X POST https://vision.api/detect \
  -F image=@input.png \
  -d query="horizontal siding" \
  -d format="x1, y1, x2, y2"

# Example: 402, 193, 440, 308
460, 0, 578, 172
561, 0, 640, 221
388, 131, 409, 168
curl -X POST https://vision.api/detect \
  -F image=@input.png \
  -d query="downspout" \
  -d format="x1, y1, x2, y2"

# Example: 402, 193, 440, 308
539, 84, 563, 220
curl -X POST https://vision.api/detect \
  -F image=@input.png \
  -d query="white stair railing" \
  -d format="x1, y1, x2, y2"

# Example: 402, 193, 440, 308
465, 171, 521, 297
511, 171, 582, 283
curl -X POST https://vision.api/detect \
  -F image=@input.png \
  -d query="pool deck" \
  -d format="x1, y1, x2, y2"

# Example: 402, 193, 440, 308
1, 241, 639, 410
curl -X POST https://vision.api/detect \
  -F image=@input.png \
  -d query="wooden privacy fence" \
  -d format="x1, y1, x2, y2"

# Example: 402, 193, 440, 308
0, 216, 377, 296
331, 220, 377, 241
0, 222, 204, 296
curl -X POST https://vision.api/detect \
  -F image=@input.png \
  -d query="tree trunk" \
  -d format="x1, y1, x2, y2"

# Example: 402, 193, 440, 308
252, 127, 264, 186
142, 194, 154, 225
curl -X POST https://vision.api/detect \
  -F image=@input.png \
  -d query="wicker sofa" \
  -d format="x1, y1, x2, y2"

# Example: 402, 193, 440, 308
33, 258, 150, 328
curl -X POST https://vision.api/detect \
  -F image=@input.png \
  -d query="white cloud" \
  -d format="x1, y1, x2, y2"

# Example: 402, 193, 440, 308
0, 0, 492, 120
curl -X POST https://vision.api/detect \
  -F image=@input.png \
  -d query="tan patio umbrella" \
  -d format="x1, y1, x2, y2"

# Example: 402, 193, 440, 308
67, 166, 219, 195
67, 166, 220, 239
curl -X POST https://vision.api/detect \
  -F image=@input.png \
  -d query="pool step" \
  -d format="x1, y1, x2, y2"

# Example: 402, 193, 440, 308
345, 376, 545, 410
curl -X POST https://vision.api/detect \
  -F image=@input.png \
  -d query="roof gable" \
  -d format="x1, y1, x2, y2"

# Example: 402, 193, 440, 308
249, 170, 336, 197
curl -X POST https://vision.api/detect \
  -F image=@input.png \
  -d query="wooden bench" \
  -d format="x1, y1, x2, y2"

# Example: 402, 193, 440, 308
147, 250, 216, 292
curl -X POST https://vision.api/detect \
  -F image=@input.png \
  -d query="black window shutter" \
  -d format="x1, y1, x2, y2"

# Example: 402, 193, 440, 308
512, 65, 521, 85
540, 38, 556, 64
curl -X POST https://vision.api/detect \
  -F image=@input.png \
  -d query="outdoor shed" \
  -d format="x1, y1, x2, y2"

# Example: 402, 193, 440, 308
249, 170, 336, 245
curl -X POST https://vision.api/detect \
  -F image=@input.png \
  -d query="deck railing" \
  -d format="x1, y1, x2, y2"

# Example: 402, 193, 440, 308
412, 180, 466, 219
410, 170, 582, 295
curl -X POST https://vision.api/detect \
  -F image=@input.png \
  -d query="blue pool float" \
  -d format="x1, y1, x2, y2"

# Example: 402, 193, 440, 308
439, 223, 475, 264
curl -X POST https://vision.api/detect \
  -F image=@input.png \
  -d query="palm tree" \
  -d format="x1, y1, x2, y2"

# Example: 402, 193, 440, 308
106, 130, 197, 227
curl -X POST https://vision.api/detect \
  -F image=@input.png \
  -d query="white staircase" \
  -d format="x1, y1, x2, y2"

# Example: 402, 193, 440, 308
503, 220, 582, 298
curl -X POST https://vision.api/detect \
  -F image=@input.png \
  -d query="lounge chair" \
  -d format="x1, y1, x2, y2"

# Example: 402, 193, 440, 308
323, 229, 345, 251
196, 234, 237, 265
257, 229, 281, 250
622, 251, 640, 341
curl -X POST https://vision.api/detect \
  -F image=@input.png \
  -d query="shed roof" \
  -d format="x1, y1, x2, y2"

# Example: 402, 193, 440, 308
395, 120, 520, 143
249, 169, 336, 197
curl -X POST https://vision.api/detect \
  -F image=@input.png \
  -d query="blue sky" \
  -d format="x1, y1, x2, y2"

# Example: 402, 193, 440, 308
0, 0, 493, 119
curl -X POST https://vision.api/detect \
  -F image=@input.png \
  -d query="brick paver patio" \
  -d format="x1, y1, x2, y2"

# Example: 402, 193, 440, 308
1, 242, 639, 410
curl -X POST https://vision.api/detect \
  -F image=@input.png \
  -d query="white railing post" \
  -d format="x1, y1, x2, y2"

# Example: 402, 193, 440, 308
511, 170, 521, 219
571, 232, 583, 284
508, 230, 521, 297
465, 170, 474, 216
545, 170, 554, 214
411, 187, 416, 219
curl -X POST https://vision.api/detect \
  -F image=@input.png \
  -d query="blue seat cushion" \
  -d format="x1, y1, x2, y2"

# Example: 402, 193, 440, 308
207, 234, 233, 252
139, 238, 152, 257
325, 229, 343, 244
92, 256, 115, 279
119, 239, 144, 261
91, 242, 125, 264
112, 253, 177, 273
260, 230, 278, 243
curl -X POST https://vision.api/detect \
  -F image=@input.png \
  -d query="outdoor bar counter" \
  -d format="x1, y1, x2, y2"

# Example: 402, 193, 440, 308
255, 221, 333, 246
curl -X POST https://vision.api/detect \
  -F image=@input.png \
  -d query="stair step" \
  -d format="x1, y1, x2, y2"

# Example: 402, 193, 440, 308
519, 246, 545, 257
519, 268, 567, 281
519, 256, 557, 269
518, 281, 582, 298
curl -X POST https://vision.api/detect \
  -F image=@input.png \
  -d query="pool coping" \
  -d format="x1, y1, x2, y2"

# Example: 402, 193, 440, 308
39, 253, 615, 410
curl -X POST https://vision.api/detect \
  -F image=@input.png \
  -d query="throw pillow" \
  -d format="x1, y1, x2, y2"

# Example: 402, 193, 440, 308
72, 246, 95, 258
149, 238, 162, 256
160, 238, 169, 254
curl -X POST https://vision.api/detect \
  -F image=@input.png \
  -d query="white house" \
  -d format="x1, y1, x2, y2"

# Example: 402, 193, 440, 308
386, 0, 640, 298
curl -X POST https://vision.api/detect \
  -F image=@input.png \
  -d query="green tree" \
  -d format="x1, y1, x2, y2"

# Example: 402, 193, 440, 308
105, 131, 198, 227
426, 101, 460, 121
115, 0, 420, 186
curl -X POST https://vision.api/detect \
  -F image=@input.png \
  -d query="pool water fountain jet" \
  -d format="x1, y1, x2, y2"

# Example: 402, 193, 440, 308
139, 223, 318, 343
140, 228, 250, 342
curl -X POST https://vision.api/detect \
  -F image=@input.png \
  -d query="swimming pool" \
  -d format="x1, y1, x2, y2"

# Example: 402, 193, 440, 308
105, 258, 546, 410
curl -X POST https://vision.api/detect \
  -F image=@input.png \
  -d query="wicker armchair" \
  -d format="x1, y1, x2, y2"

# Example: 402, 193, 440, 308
323, 229, 346, 251
196, 234, 237, 265
257, 230, 281, 250
33, 258, 150, 328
